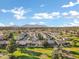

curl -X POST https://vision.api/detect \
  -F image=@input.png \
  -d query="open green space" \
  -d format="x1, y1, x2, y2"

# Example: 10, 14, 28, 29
0, 48, 79, 59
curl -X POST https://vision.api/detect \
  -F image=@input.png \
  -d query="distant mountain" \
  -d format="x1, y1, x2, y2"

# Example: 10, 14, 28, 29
6, 25, 18, 27
0, 24, 48, 27
22, 24, 47, 27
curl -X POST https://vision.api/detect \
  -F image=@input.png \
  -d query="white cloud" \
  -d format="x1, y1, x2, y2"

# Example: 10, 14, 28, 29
40, 4, 45, 7
0, 23, 5, 27
32, 10, 79, 20
69, 11, 79, 19
32, 13, 51, 19
77, 0, 79, 2
69, 19, 79, 26
1, 9, 9, 13
62, 2, 75, 8
0, 22, 15, 27
51, 12, 60, 18
39, 22, 45, 25
62, 10, 79, 19
69, 11, 79, 16
9, 22, 15, 26
29, 22, 46, 25
29, 22, 37, 25
32, 12, 60, 19
62, 12, 68, 16
14, 14, 25, 20
61, 19, 79, 27
11, 7, 27, 20
62, 1, 79, 8
1, 7, 29, 20
74, 19, 79, 23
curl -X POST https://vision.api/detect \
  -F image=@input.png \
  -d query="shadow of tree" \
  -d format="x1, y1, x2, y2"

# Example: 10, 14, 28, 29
17, 55, 39, 59
18, 48, 50, 59
70, 51, 79, 55
22, 50, 42, 56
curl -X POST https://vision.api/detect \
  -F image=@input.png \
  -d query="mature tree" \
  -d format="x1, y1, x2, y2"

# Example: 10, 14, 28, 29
43, 40, 49, 48
38, 33, 45, 40
6, 32, 17, 59
72, 40, 78, 47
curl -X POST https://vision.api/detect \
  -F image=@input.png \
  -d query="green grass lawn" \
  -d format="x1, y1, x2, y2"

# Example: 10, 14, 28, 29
0, 48, 79, 59
63, 48, 79, 59
13, 48, 52, 59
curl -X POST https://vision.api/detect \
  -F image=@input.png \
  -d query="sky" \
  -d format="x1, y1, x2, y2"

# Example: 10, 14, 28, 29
0, 0, 79, 27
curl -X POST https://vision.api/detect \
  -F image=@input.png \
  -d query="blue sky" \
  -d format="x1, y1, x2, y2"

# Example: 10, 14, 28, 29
0, 0, 79, 27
